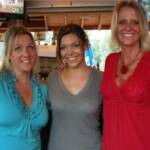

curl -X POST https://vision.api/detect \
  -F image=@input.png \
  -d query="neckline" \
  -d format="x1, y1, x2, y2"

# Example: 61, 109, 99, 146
58, 68, 93, 97
114, 51, 146, 89
3, 70, 44, 119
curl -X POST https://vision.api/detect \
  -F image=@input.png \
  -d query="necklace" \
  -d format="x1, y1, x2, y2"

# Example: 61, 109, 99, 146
120, 51, 141, 74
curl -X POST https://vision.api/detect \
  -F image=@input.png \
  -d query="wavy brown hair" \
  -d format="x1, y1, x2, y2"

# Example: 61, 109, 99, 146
56, 23, 89, 65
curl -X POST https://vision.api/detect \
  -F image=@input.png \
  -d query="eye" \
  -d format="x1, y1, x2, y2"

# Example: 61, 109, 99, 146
72, 43, 80, 48
27, 44, 36, 50
60, 46, 66, 51
14, 46, 22, 51
118, 19, 127, 25
118, 19, 139, 26
131, 20, 139, 26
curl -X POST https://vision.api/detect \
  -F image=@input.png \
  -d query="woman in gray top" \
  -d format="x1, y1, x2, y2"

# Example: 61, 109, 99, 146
48, 23, 103, 150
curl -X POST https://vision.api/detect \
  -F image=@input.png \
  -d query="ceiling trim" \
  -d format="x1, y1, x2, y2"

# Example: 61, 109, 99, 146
27, 6, 113, 13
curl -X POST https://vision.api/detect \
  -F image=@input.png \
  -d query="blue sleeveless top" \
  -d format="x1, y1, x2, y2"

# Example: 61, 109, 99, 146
0, 71, 48, 150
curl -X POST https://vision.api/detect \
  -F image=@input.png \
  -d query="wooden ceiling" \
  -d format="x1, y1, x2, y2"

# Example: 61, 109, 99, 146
0, 0, 116, 32
26, 0, 115, 31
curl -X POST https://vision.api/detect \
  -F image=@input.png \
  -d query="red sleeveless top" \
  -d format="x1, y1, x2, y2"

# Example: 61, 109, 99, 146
101, 51, 150, 150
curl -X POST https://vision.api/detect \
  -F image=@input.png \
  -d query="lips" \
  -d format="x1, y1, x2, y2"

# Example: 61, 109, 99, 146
21, 58, 31, 63
123, 32, 137, 37
67, 57, 77, 61
123, 33, 133, 37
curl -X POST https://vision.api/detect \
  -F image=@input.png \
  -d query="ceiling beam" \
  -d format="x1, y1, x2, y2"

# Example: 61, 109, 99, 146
98, 14, 102, 30
27, 6, 113, 14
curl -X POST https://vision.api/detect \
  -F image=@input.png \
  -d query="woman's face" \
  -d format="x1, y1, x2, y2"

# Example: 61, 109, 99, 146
9, 34, 37, 75
60, 33, 86, 68
117, 7, 141, 48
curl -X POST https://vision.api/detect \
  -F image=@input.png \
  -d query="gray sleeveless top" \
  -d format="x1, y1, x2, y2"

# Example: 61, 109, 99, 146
47, 68, 103, 150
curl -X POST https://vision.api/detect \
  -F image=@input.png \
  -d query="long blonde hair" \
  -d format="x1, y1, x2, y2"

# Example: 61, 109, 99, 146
0, 25, 39, 74
110, 0, 150, 51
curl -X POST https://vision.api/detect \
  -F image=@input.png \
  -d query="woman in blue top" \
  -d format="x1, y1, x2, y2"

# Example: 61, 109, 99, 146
0, 25, 48, 150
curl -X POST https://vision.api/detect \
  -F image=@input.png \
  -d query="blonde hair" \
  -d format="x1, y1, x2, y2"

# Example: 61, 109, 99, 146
1, 25, 39, 74
110, 0, 150, 51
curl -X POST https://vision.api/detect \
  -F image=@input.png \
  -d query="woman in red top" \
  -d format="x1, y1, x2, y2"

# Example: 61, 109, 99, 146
101, 1, 150, 150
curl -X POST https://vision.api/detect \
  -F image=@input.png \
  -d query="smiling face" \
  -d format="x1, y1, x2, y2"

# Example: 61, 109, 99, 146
117, 6, 141, 48
60, 33, 86, 69
9, 34, 37, 75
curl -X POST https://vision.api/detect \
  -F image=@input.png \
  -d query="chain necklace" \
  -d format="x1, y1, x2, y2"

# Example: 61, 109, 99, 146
120, 50, 141, 74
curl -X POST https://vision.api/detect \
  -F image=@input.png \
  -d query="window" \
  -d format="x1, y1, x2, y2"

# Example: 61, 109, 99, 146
86, 30, 112, 71
0, 30, 114, 71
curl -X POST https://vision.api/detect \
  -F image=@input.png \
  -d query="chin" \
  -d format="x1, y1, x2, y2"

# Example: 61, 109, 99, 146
21, 67, 33, 72
68, 63, 83, 68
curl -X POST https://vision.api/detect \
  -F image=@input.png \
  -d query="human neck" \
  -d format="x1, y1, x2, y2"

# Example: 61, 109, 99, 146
121, 46, 141, 64
62, 65, 90, 77
120, 46, 142, 74
13, 71, 31, 84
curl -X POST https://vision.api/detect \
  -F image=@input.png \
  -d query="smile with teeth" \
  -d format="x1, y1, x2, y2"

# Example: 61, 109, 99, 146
67, 57, 77, 61
123, 33, 134, 37
21, 58, 30, 63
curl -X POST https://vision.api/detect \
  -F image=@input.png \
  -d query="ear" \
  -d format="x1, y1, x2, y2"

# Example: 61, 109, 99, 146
83, 42, 89, 51
7, 50, 12, 62
8, 52, 12, 62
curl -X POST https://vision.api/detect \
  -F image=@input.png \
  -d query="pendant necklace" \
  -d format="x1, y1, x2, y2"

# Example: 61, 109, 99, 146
120, 50, 141, 74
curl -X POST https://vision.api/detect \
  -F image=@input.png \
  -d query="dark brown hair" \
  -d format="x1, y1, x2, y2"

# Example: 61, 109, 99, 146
56, 23, 89, 64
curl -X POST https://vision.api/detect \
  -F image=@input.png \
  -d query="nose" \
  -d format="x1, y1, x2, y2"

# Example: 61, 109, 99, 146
124, 23, 133, 32
66, 46, 73, 55
126, 22, 132, 27
126, 21, 137, 29
22, 48, 30, 56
